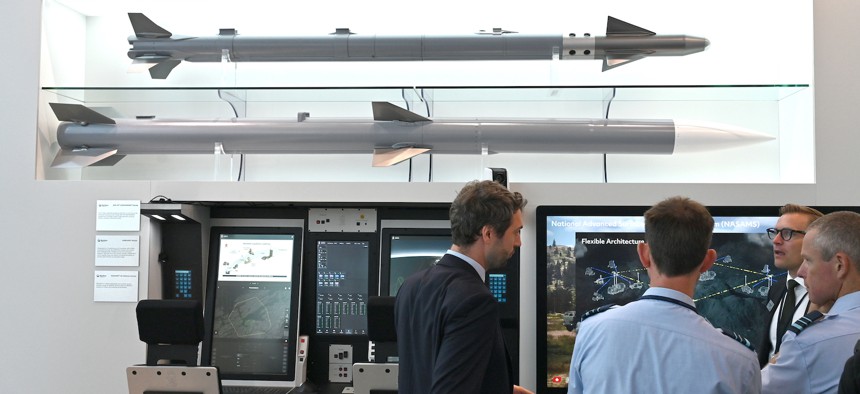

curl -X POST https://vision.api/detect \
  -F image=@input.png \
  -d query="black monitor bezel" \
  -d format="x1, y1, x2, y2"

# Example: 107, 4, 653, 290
201, 226, 304, 382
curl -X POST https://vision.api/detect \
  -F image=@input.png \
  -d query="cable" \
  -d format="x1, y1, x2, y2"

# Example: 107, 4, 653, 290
237, 154, 244, 182
218, 89, 245, 182
428, 154, 433, 182
603, 87, 617, 183
421, 88, 431, 117
401, 89, 411, 111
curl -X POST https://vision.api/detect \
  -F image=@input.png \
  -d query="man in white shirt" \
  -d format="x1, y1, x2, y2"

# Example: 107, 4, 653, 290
757, 204, 823, 367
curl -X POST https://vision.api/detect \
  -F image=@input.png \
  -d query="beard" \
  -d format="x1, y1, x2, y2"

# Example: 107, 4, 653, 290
486, 245, 513, 271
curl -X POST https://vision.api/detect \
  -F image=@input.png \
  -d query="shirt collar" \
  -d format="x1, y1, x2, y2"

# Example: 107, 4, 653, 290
642, 287, 696, 309
446, 249, 485, 282
827, 290, 860, 317
786, 272, 806, 288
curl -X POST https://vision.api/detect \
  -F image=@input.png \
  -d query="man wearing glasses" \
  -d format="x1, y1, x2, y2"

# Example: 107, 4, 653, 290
757, 204, 823, 367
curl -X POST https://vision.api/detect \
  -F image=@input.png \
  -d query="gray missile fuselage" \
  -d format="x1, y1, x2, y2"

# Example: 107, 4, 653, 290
49, 101, 773, 168
129, 34, 568, 62
126, 14, 709, 78
57, 117, 677, 156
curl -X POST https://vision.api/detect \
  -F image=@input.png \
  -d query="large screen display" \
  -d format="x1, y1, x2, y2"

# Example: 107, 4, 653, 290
536, 206, 779, 393
202, 227, 303, 385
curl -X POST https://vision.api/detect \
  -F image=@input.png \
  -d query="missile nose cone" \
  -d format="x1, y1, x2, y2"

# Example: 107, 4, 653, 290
684, 36, 710, 54
672, 120, 774, 153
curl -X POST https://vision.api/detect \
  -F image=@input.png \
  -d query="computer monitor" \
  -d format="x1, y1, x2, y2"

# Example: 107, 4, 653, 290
201, 227, 303, 387
315, 239, 371, 335
535, 205, 780, 393
379, 228, 452, 297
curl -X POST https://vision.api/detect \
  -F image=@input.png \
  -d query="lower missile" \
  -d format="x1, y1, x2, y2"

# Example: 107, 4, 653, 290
49, 102, 773, 168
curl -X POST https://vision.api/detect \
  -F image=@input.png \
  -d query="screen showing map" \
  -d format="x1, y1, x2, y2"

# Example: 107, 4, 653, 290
536, 206, 779, 393
202, 228, 303, 383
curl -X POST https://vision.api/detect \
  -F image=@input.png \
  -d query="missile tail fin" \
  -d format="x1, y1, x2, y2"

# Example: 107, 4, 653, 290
49, 103, 116, 125
605, 16, 655, 37
128, 13, 172, 38
372, 147, 431, 167
51, 148, 119, 168
148, 60, 182, 79
372, 102, 432, 122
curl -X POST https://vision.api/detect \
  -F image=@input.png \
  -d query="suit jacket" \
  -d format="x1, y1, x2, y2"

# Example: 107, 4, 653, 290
394, 254, 512, 394
838, 339, 860, 394
758, 280, 786, 367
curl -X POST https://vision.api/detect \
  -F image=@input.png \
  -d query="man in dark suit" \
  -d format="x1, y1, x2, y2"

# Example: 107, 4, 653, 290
394, 180, 532, 394
758, 204, 823, 366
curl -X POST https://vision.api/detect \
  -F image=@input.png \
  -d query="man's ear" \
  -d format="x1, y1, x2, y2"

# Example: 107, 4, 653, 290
699, 249, 717, 273
638, 242, 651, 269
834, 252, 852, 279
481, 225, 494, 241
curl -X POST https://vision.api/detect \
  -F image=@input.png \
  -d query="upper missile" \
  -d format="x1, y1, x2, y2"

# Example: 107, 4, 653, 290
49, 102, 771, 169
127, 13, 710, 79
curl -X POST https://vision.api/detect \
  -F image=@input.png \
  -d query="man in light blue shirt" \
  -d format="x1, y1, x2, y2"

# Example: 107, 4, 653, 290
762, 211, 860, 394
568, 196, 760, 394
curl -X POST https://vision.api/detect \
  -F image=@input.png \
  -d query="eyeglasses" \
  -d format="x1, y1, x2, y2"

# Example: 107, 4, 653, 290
766, 227, 807, 241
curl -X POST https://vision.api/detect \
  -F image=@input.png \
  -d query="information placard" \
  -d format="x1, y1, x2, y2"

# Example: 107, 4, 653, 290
95, 200, 140, 232
95, 235, 140, 267
94, 271, 139, 303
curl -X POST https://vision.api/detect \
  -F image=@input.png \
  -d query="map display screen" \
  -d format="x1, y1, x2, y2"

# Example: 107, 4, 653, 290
202, 228, 303, 383
536, 206, 779, 393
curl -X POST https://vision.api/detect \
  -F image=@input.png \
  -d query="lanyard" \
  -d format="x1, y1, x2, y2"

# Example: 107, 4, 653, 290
639, 294, 697, 314
780, 289, 809, 314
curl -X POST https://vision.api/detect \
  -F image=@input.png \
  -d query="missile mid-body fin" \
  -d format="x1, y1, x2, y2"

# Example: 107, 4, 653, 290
371, 102, 433, 166
371, 102, 431, 122
372, 147, 432, 167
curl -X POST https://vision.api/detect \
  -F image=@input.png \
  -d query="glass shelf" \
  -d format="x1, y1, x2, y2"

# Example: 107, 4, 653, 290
42, 85, 809, 106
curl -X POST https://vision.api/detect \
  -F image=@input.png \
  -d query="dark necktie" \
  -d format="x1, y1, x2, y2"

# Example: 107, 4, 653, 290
775, 279, 798, 352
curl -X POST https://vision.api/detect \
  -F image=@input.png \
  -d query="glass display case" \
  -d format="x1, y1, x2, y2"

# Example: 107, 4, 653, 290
38, 0, 814, 183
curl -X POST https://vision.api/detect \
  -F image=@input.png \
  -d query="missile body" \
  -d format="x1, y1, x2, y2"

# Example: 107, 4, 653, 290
127, 14, 709, 78
50, 102, 772, 168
